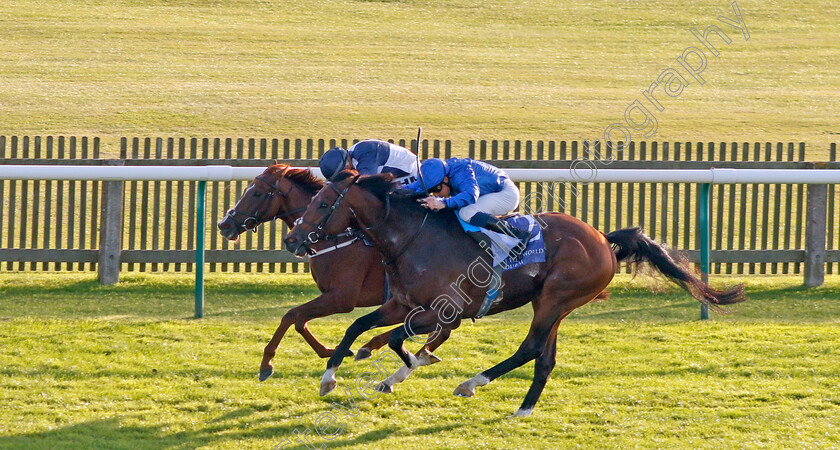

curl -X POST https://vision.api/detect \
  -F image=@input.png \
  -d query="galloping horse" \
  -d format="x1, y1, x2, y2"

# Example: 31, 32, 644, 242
218, 164, 437, 381
284, 171, 746, 416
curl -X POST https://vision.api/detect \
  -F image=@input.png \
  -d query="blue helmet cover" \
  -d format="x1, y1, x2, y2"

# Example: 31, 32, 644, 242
319, 147, 349, 181
419, 158, 447, 189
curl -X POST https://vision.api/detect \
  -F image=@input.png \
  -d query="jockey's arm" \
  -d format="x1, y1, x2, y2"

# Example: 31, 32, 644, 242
442, 163, 479, 209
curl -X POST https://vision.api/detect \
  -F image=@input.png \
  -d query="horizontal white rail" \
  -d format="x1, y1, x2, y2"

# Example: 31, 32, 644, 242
0, 165, 264, 181
1, 165, 839, 184
504, 168, 840, 184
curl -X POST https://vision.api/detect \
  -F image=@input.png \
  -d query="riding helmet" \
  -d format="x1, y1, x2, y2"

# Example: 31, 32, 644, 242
418, 158, 448, 189
319, 147, 350, 181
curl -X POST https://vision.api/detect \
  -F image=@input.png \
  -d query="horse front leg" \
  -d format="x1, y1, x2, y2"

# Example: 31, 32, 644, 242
320, 300, 407, 396
260, 292, 353, 381
375, 309, 453, 393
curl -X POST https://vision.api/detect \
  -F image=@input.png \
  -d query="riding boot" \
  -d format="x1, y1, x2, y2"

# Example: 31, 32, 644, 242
483, 217, 532, 259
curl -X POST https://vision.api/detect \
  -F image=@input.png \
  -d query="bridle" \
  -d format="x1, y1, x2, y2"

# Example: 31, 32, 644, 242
296, 176, 368, 247
297, 176, 428, 264
224, 175, 307, 233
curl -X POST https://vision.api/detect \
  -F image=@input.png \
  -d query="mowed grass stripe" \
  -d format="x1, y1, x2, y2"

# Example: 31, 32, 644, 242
1, 319, 838, 448
0, 273, 839, 448
1, 0, 838, 157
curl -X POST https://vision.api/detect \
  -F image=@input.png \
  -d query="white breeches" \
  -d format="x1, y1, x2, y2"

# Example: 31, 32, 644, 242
457, 179, 520, 222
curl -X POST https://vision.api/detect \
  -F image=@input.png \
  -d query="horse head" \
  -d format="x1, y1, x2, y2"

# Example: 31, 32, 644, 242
218, 164, 323, 241
284, 170, 401, 257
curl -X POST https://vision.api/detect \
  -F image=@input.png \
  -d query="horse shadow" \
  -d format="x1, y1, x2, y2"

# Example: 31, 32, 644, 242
0, 410, 308, 450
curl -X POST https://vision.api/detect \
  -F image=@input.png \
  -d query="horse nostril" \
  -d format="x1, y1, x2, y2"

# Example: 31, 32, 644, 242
219, 222, 230, 230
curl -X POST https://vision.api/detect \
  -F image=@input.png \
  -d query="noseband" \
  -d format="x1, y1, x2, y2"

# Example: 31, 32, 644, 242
224, 175, 307, 232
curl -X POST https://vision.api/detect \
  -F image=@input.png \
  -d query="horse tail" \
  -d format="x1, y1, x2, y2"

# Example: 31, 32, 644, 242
605, 227, 746, 310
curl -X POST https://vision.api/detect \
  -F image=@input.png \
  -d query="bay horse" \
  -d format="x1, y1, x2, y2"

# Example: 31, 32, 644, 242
217, 164, 441, 382
284, 171, 746, 416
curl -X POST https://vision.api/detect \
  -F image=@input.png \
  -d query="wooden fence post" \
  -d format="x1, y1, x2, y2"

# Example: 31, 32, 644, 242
98, 160, 125, 285
804, 175, 828, 287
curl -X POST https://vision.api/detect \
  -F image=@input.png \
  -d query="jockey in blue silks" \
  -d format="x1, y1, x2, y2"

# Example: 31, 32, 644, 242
406, 158, 532, 254
319, 139, 418, 186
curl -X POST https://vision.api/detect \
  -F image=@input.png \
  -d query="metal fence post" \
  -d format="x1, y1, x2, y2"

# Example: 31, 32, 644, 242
98, 160, 124, 285
195, 180, 207, 318
699, 183, 711, 320
804, 181, 828, 287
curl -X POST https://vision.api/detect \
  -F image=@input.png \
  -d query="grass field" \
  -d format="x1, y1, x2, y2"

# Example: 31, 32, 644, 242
1, 0, 839, 158
1, 272, 839, 449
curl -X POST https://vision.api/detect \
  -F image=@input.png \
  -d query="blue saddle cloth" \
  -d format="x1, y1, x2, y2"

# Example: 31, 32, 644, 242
457, 214, 546, 271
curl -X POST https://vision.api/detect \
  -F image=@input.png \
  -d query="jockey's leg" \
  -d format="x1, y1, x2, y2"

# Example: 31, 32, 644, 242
483, 216, 532, 258
459, 180, 531, 256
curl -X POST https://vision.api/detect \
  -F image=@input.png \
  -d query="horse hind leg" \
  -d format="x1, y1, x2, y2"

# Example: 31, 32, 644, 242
453, 313, 558, 399
453, 291, 591, 408
415, 331, 448, 366
512, 320, 560, 417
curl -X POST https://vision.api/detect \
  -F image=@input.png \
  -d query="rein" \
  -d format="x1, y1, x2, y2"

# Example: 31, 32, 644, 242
380, 204, 429, 267
307, 230, 363, 258
349, 192, 391, 233
303, 181, 427, 266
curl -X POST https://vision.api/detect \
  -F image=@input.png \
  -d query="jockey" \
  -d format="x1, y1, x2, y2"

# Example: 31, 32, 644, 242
319, 139, 419, 186
406, 158, 532, 254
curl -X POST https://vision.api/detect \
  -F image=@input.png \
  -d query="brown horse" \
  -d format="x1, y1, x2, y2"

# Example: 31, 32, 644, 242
284, 171, 746, 416
217, 164, 435, 381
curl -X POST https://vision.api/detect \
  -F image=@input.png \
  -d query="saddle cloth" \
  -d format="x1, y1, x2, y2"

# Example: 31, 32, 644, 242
457, 214, 546, 271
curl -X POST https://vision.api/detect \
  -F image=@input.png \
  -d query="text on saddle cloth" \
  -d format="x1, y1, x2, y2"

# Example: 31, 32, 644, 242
457, 214, 546, 271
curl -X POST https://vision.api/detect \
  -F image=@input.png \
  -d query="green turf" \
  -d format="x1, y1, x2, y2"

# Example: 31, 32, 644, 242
1, 273, 839, 448
1, 0, 838, 159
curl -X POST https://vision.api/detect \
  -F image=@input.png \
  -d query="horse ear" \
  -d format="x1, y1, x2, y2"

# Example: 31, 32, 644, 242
274, 159, 278, 165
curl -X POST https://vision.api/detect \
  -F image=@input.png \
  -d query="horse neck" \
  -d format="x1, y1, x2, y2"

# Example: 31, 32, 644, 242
277, 185, 315, 229
350, 192, 429, 263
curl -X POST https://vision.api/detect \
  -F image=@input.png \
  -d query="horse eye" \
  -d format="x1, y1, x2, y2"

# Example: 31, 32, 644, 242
254, 192, 262, 197
320, 202, 329, 209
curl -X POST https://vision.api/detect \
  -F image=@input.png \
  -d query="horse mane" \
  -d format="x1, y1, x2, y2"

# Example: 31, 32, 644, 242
266, 164, 324, 194
334, 170, 426, 204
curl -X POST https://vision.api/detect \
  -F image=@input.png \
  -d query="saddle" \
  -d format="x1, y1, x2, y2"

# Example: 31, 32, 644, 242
457, 214, 546, 270
458, 214, 547, 319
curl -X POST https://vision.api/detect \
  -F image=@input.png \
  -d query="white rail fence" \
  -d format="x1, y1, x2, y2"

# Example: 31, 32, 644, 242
1, 166, 838, 318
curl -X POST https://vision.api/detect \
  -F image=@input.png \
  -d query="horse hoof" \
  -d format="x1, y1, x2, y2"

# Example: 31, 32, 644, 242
354, 348, 372, 361
453, 382, 475, 398
416, 350, 442, 366
320, 379, 337, 396
344, 348, 355, 358
259, 367, 274, 381
374, 382, 393, 394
